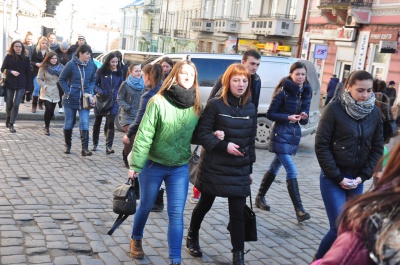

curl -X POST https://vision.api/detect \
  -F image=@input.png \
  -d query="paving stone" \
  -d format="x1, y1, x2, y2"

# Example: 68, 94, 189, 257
1, 238, 23, 247
26, 247, 48, 255
46, 241, 69, 249
0, 246, 24, 255
98, 253, 120, 264
28, 255, 52, 263
79, 259, 105, 265
54, 256, 79, 265
25, 239, 46, 248
0, 255, 26, 264
1, 231, 23, 238
90, 241, 108, 253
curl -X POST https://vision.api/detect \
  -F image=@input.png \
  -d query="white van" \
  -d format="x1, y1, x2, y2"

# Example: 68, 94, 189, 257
145, 53, 320, 149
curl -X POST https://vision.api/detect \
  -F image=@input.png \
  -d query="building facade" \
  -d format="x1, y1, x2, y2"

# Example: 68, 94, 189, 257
304, 0, 400, 94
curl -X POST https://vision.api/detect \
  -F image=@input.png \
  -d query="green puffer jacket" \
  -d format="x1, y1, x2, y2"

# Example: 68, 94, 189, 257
130, 94, 199, 172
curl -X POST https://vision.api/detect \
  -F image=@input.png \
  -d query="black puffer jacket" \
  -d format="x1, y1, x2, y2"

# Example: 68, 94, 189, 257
194, 92, 257, 198
315, 100, 384, 184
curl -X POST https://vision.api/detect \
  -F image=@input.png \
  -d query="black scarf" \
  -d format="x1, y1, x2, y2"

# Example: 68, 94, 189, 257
164, 84, 196, 108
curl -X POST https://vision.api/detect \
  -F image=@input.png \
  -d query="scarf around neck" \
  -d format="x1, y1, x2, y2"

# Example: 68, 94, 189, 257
46, 63, 64, 76
165, 84, 196, 108
340, 89, 375, 120
126, 75, 145, 91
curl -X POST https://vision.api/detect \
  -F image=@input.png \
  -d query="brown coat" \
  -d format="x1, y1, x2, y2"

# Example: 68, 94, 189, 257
37, 68, 60, 103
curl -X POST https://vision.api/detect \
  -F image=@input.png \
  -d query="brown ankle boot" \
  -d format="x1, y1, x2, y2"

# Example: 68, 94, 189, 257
130, 239, 144, 259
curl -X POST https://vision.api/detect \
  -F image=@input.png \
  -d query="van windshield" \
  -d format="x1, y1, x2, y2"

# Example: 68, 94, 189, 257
191, 58, 240, 86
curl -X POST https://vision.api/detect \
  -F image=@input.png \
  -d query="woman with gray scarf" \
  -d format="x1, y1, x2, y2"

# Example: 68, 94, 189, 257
314, 70, 384, 260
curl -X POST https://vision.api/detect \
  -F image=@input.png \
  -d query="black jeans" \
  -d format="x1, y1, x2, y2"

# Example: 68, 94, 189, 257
43, 100, 57, 127
5, 88, 25, 124
189, 191, 246, 252
93, 113, 116, 133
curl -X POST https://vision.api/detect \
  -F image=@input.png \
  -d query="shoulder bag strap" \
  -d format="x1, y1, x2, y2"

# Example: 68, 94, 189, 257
76, 64, 85, 95
107, 214, 129, 236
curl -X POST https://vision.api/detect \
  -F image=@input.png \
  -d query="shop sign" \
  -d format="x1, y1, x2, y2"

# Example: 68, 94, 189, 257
277, 46, 291, 52
226, 36, 238, 54
238, 39, 259, 51
336, 28, 356, 41
257, 44, 266, 49
353, 31, 370, 71
265, 42, 280, 52
309, 29, 337, 40
379, 41, 397, 53
314, 44, 328, 59
370, 31, 398, 43
301, 31, 310, 60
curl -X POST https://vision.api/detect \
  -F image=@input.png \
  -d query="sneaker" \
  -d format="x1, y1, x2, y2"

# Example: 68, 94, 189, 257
190, 196, 200, 204
58, 107, 64, 113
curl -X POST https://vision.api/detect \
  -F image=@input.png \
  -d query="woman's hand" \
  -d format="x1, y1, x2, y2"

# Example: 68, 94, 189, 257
340, 177, 361, 189
90, 96, 95, 107
288, 114, 301, 122
214, 130, 225, 140
227, 142, 244, 157
300, 112, 308, 119
11, 70, 20, 76
122, 135, 131, 145
128, 169, 139, 179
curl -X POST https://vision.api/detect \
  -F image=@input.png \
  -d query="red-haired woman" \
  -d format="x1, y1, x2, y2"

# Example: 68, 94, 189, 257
186, 63, 257, 265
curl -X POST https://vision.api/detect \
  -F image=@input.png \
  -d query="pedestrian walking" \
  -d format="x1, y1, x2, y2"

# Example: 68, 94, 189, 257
121, 63, 165, 211
383, 80, 397, 107
31, 36, 50, 113
118, 63, 145, 166
55, 41, 72, 113
324, 74, 339, 106
46, 32, 59, 52
314, 70, 384, 259
36, 51, 64, 136
312, 141, 400, 265
254, 62, 312, 223
58, 44, 96, 156
127, 60, 201, 265
160, 56, 173, 78
91, 53, 123, 154
113, 50, 128, 81
186, 63, 257, 265
1, 40, 31, 133
22, 31, 36, 103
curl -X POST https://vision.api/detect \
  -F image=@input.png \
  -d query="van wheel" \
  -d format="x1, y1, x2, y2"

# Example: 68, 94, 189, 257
256, 117, 272, 149
115, 107, 125, 132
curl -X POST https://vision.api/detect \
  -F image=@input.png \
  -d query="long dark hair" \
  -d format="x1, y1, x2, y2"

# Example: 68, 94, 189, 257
8, 40, 28, 60
40, 52, 59, 69
99, 52, 121, 76
338, 142, 400, 263
272, 62, 308, 97
142, 64, 163, 89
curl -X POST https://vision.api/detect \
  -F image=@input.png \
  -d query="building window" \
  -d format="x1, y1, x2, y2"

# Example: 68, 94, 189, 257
252, 21, 255, 28
371, 44, 391, 80
268, 21, 272, 28
281, 22, 289, 29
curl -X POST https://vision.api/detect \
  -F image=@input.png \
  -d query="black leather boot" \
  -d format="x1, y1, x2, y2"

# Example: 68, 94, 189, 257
151, 188, 164, 212
255, 171, 276, 211
31, 96, 38, 113
105, 129, 115, 154
5, 117, 10, 128
186, 229, 202, 257
232, 251, 245, 265
64, 129, 72, 154
122, 150, 129, 168
91, 124, 100, 151
44, 126, 50, 136
287, 179, 310, 223
80, 130, 92, 156
38, 99, 44, 110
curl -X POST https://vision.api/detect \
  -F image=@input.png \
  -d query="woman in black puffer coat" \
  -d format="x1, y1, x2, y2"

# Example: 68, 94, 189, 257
186, 63, 257, 265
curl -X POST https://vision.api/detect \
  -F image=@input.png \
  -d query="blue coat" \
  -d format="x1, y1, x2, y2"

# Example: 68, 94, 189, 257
59, 55, 96, 109
327, 77, 339, 97
94, 68, 124, 116
267, 79, 312, 155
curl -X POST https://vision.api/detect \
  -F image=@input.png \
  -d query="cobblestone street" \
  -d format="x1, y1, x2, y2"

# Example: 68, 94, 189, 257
0, 104, 394, 265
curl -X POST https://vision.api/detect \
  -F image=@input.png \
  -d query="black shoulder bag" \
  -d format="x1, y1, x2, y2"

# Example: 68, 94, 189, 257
107, 178, 137, 235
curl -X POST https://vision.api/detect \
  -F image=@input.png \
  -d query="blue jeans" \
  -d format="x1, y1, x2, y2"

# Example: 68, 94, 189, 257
131, 160, 189, 264
316, 170, 363, 259
268, 154, 297, 180
63, 106, 90, 130
5, 88, 25, 124
33, 76, 40, 97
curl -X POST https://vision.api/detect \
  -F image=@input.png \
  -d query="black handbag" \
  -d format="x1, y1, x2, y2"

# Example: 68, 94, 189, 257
227, 193, 258, 242
107, 178, 137, 235
189, 145, 200, 185
0, 70, 6, 97
95, 93, 114, 111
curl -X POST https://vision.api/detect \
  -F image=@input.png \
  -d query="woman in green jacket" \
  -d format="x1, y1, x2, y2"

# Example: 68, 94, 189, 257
128, 60, 201, 265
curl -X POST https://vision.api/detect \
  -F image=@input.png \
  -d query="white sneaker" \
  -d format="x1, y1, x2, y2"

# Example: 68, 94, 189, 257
58, 107, 64, 113
190, 196, 200, 204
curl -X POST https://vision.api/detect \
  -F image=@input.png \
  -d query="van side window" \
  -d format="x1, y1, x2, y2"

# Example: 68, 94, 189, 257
191, 58, 240, 86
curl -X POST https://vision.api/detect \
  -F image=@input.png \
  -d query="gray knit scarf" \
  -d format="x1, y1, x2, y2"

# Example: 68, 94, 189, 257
340, 89, 375, 120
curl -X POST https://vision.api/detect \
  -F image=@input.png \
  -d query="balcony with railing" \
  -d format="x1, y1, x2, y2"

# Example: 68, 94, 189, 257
159, 28, 170, 35
317, 0, 372, 24
248, 13, 296, 19
191, 18, 214, 32
319, 0, 373, 8
173, 29, 188, 38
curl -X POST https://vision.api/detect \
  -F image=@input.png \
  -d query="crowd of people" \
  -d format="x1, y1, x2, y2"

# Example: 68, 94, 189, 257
1, 31, 399, 265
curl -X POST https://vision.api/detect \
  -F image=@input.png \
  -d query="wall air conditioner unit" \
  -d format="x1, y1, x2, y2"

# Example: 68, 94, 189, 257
345, 15, 360, 28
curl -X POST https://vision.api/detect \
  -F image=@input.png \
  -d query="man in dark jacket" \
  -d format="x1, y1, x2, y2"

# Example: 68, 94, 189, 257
383, 80, 397, 107
325, 74, 339, 106
207, 49, 262, 112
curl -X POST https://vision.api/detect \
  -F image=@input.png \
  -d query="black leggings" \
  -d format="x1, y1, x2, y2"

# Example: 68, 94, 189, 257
43, 100, 57, 127
93, 113, 116, 132
189, 192, 246, 252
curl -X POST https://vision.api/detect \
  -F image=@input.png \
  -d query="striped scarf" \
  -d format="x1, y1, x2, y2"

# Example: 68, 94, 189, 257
340, 89, 375, 120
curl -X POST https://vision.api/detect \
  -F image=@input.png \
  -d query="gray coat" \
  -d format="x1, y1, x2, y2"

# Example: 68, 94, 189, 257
116, 81, 145, 126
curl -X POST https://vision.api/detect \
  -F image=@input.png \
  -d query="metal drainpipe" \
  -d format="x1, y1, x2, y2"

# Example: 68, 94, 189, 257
296, 0, 310, 58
